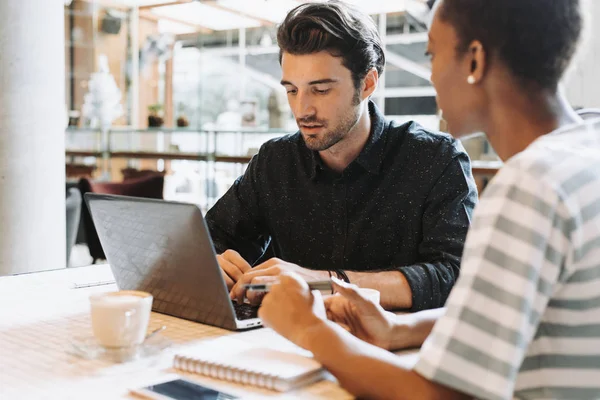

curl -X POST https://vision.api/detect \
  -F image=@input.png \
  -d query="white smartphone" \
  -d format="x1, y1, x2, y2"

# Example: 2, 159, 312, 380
130, 377, 238, 400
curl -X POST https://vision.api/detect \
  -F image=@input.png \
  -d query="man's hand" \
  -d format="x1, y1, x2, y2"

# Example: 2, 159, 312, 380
325, 278, 396, 350
258, 272, 327, 348
230, 258, 326, 305
217, 249, 252, 290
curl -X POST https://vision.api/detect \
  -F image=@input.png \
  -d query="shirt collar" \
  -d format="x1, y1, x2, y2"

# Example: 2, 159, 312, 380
354, 100, 387, 175
308, 100, 387, 180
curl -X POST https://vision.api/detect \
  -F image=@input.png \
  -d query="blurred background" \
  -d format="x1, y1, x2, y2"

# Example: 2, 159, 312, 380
65, 0, 445, 209
1, 0, 598, 274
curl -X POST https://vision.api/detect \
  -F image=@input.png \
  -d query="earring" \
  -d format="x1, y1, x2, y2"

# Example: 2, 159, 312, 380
467, 75, 476, 85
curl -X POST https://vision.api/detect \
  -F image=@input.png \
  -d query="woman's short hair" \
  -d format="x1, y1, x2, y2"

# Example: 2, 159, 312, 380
438, 0, 583, 90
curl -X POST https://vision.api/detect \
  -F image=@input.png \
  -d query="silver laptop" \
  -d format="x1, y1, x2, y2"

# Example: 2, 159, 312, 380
84, 193, 262, 331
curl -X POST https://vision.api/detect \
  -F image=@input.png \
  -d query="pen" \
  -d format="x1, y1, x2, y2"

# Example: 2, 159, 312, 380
243, 280, 333, 293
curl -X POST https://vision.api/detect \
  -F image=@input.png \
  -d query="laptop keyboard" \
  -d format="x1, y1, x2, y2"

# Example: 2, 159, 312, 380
233, 302, 259, 320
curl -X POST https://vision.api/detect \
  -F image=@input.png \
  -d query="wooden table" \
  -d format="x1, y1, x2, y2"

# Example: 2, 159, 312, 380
0, 265, 418, 399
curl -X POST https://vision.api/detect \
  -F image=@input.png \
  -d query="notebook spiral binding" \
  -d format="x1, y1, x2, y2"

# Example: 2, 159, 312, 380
174, 355, 280, 391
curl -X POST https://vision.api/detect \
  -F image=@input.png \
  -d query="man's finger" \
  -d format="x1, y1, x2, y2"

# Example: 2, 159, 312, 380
247, 290, 266, 306
218, 256, 245, 282
231, 267, 282, 304
222, 250, 252, 273
252, 275, 279, 285
252, 257, 282, 271
245, 276, 276, 305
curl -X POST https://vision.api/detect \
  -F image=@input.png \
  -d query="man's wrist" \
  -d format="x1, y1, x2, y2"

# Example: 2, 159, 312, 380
332, 269, 350, 283
305, 269, 331, 281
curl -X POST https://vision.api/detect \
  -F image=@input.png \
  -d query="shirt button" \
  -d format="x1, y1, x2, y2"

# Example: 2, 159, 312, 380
336, 227, 343, 235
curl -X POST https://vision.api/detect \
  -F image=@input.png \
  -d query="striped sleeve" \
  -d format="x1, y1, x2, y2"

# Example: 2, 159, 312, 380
413, 164, 571, 400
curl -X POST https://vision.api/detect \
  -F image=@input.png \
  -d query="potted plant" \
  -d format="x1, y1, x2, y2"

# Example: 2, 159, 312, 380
148, 103, 164, 127
176, 102, 190, 127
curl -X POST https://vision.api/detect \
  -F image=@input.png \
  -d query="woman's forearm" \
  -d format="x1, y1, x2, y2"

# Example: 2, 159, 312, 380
298, 317, 462, 400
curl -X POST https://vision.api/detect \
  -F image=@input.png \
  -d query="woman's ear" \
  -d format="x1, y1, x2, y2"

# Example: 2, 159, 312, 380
466, 40, 486, 85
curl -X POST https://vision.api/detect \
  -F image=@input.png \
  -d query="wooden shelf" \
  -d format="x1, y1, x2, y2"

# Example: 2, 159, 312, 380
66, 150, 102, 158
66, 150, 255, 164
215, 155, 252, 163
66, 163, 97, 179
110, 151, 209, 161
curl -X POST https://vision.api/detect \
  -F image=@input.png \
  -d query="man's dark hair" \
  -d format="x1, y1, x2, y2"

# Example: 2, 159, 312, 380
438, 0, 583, 90
277, 1, 385, 90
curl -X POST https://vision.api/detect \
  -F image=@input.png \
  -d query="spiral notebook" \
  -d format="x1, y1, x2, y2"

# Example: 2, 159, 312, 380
172, 335, 326, 392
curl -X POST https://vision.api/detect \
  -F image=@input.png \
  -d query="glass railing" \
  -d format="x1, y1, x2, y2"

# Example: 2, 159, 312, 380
65, 127, 293, 209
65, 126, 503, 208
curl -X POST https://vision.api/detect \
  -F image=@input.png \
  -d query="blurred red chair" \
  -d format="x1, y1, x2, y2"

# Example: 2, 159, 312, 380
78, 174, 165, 263
121, 167, 166, 181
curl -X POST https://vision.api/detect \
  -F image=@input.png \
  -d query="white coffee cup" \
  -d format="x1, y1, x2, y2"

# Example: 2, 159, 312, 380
89, 290, 153, 348
357, 288, 381, 304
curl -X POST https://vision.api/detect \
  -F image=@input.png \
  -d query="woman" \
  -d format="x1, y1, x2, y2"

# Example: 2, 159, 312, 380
259, 0, 600, 399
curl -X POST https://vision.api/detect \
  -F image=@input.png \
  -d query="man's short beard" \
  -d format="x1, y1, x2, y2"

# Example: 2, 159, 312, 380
303, 87, 363, 152
352, 86, 361, 106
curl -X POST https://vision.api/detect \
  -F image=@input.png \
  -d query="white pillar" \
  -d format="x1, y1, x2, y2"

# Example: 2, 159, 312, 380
130, 6, 140, 128
564, 1, 600, 108
0, 0, 66, 275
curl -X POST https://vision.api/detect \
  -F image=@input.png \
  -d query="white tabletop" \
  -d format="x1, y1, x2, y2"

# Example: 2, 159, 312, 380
0, 265, 418, 399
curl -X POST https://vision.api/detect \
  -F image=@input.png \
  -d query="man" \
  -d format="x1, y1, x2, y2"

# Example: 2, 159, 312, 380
259, 0, 600, 399
206, 1, 477, 311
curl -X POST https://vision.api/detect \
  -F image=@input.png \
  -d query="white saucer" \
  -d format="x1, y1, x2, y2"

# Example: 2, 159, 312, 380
68, 333, 172, 363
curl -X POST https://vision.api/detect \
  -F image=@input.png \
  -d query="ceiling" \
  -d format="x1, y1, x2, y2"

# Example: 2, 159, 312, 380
102, 0, 434, 94
108, 0, 430, 32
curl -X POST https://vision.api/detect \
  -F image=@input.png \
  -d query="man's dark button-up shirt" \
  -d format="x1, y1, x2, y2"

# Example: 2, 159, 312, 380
206, 101, 478, 311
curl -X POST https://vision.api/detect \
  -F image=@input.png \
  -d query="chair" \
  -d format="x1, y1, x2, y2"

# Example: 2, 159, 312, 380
78, 174, 165, 263
66, 187, 82, 266
67, 181, 87, 243
121, 167, 166, 181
